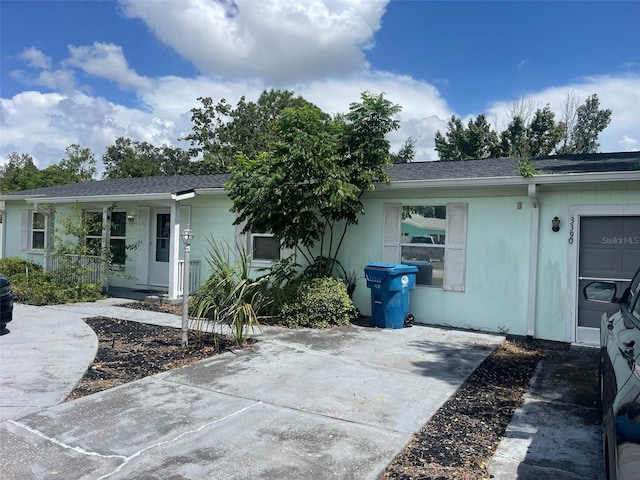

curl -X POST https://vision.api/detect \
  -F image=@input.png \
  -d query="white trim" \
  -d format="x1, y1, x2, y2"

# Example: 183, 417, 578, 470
377, 171, 640, 191
168, 202, 181, 300
382, 204, 402, 263
566, 204, 640, 344
136, 207, 150, 285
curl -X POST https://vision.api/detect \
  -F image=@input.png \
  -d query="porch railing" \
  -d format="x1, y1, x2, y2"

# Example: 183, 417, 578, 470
48, 254, 104, 284
177, 259, 201, 297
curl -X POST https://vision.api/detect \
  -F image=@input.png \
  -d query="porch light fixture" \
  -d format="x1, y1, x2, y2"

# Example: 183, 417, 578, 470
552, 216, 560, 232
127, 214, 135, 224
181, 228, 194, 247
181, 227, 195, 348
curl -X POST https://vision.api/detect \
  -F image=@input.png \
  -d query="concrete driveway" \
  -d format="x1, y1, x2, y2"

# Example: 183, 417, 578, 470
0, 301, 606, 479
1, 301, 502, 479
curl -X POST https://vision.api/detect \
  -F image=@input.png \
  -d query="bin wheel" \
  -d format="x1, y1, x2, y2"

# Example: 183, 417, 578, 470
404, 314, 414, 328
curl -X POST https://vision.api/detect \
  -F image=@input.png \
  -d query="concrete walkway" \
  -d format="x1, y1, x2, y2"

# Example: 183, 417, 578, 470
488, 346, 605, 480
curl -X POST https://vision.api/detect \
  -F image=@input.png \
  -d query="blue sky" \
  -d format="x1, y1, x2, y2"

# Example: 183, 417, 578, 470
1, 0, 639, 169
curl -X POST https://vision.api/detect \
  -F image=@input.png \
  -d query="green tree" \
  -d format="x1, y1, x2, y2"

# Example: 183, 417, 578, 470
435, 114, 500, 160
58, 144, 97, 182
102, 137, 192, 179
391, 137, 416, 164
436, 95, 610, 160
558, 94, 612, 154
183, 89, 319, 173
226, 92, 401, 276
0, 153, 44, 192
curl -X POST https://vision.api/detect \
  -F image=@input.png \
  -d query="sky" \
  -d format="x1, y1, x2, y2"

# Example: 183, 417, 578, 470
1, 0, 639, 171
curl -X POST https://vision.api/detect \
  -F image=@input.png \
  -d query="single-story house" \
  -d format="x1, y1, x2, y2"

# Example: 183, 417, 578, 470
1, 151, 639, 345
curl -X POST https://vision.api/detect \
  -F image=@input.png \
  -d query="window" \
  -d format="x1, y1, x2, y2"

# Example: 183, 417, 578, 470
31, 212, 46, 250
251, 234, 282, 262
85, 210, 127, 266
401, 206, 446, 287
234, 221, 292, 265
383, 203, 467, 291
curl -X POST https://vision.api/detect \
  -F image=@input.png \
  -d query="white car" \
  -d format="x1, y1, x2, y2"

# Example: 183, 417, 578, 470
585, 267, 640, 480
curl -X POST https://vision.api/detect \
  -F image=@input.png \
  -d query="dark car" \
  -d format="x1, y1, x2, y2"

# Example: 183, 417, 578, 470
584, 267, 640, 480
0, 273, 13, 330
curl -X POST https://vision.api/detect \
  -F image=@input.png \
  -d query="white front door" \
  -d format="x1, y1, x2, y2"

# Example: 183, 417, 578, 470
149, 209, 171, 287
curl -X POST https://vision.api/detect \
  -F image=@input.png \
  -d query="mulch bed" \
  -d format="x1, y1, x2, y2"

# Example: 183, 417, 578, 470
379, 338, 541, 480
66, 314, 543, 479
64, 316, 248, 401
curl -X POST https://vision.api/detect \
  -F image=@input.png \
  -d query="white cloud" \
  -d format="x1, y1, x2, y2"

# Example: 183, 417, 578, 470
619, 136, 638, 151
65, 42, 155, 91
119, 0, 388, 82
10, 47, 77, 94
19, 46, 52, 70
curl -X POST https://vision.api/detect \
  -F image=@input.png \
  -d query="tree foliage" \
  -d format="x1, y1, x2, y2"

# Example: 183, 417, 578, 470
101, 137, 192, 179
391, 137, 417, 164
226, 91, 401, 276
435, 94, 612, 160
183, 89, 319, 173
0, 146, 97, 193
557, 94, 612, 154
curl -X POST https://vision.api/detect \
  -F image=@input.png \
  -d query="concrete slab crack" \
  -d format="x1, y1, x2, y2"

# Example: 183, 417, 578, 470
96, 401, 262, 479
8, 419, 127, 461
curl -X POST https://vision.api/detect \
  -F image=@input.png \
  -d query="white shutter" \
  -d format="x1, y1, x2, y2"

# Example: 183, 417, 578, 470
443, 202, 468, 292
382, 204, 402, 263
136, 207, 150, 284
21, 210, 30, 251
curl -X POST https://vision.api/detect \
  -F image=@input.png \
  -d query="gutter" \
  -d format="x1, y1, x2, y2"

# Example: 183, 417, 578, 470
377, 170, 640, 190
19, 193, 178, 205
527, 184, 539, 339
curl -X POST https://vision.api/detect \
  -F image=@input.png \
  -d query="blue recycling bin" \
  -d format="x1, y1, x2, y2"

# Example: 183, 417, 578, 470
364, 262, 418, 329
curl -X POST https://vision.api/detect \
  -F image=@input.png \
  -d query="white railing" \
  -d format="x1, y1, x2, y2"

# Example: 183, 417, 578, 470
177, 259, 201, 297
48, 254, 104, 284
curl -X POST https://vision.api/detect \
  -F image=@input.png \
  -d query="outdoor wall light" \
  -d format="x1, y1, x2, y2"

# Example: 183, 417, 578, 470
552, 216, 560, 232
127, 214, 135, 224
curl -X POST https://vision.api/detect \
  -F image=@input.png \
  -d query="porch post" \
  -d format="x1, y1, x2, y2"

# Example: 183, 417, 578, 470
101, 206, 112, 292
168, 202, 181, 300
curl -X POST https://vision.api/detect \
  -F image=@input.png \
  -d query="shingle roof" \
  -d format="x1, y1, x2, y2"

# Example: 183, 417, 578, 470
1, 174, 230, 199
2, 151, 638, 200
387, 151, 640, 182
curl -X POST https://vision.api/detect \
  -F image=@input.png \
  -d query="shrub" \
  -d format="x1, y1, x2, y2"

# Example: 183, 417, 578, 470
279, 277, 357, 329
190, 238, 270, 346
0, 257, 42, 279
0, 257, 102, 305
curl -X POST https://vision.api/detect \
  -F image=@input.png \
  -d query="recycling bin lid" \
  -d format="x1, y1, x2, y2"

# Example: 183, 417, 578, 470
365, 262, 398, 271
389, 264, 418, 275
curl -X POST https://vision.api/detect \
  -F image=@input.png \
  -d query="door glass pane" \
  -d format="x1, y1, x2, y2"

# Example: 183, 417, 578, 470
156, 214, 170, 262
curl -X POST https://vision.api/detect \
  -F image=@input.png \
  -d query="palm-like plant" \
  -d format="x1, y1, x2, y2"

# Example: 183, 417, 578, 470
190, 237, 270, 346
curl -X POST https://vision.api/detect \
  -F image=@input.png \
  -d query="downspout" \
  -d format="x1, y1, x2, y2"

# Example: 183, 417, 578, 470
527, 183, 539, 339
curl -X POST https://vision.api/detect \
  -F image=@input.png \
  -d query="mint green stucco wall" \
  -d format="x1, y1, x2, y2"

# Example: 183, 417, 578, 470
3, 181, 638, 343
339, 184, 640, 342
342, 194, 533, 336
531, 188, 640, 342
